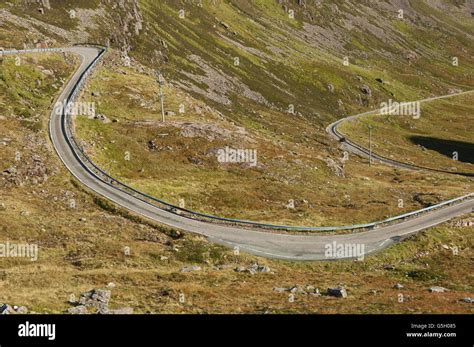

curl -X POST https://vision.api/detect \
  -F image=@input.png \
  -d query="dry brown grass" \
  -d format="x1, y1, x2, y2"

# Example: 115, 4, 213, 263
75, 59, 473, 227
0, 46, 472, 315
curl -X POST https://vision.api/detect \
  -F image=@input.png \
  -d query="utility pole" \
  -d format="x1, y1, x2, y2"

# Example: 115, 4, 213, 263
368, 125, 373, 167
156, 70, 165, 122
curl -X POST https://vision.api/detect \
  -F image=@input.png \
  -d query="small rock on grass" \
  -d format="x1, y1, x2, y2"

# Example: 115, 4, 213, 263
0, 304, 29, 314
106, 307, 134, 314
68, 305, 88, 314
235, 263, 271, 274
429, 286, 448, 293
273, 287, 289, 293
180, 265, 202, 273
327, 287, 347, 298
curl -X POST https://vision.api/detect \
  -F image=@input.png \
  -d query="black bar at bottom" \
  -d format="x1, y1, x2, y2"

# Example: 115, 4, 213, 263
0, 314, 472, 346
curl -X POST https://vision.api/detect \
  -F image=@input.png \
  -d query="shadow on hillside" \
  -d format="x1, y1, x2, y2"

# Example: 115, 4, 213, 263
409, 136, 474, 164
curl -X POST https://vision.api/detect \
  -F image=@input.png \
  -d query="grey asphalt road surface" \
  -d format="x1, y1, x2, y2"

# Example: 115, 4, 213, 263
16, 46, 474, 261
326, 90, 474, 176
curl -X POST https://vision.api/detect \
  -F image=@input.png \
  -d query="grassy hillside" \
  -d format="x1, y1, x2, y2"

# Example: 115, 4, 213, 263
2, 0, 473, 126
0, 1, 473, 314
2, 2, 472, 225
74, 57, 473, 225
340, 93, 474, 174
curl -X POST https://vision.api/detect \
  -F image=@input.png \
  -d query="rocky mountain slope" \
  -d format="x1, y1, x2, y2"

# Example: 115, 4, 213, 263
1, 0, 473, 126
1, 0, 473, 314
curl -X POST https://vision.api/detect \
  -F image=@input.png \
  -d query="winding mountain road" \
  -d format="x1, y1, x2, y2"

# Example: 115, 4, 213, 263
7, 46, 473, 261
326, 90, 474, 177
